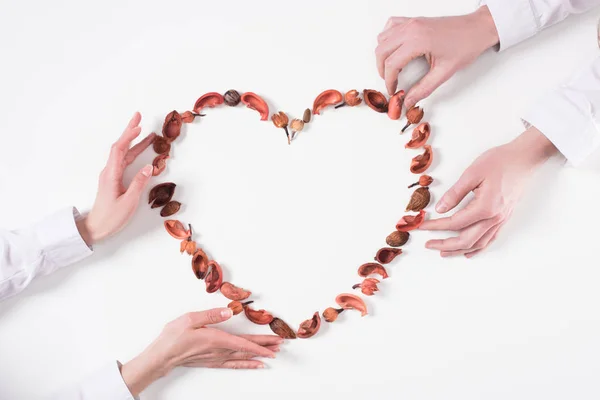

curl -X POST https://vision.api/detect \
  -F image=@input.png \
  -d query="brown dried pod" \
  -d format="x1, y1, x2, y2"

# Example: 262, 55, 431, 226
406, 122, 431, 149
363, 89, 389, 113
162, 111, 183, 142
272, 111, 291, 144
387, 89, 405, 120
335, 293, 368, 316
181, 111, 204, 123
290, 119, 304, 140
408, 175, 433, 188
180, 239, 197, 256
297, 312, 321, 339
228, 300, 254, 315
223, 89, 241, 106
410, 145, 433, 174
192, 248, 209, 279
358, 262, 389, 279
241, 92, 269, 121
344, 89, 362, 107
205, 260, 223, 294
244, 305, 274, 325
312, 89, 343, 115
406, 187, 431, 212
402, 106, 425, 132
386, 230, 410, 247
396, 210, 426, 232
375, 248, 403, 264
164, 220, 191, 240
269, 317, 297, 339
193, 92, 224, 113
149, 182, 176, 208
153, 135, 171, 155
152, 154, 169, 176
160, 201, 181, 217
303, 108, 312, 123
352, 278, 380, 296
323, 307, 344, 322
220, 282, 252, 301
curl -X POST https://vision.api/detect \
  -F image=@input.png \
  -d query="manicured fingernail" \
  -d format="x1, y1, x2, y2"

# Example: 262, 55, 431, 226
221, 309, 233, 318
142, 164, 153, 177
436, 201, 448, 213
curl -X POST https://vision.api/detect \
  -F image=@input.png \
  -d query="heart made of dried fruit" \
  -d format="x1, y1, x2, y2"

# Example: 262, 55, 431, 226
149, 89, 435, 340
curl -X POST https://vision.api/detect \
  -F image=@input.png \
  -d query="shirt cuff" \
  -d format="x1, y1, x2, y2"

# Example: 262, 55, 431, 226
479, 0, 538, 50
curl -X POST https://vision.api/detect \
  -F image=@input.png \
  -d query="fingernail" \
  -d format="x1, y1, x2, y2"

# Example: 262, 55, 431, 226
276, 338, 284, 344
142, 164, 153, 177
425, 242, 433, 249
436, 201, 448, 213
257, 364, 265, 369
273, 346, 281, 352
221, 309, 233, 319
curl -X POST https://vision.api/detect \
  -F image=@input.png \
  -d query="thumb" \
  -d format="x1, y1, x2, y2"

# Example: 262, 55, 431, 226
188, 308, 233, 328
437, 171, 480, 214
405, 67, 451, 109
125, 164, 153, 199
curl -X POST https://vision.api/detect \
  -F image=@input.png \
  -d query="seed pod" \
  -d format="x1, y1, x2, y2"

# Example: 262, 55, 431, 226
192, 248, 209, 279
290, 119, 304, 140
344, 89, 362, 106
223, 89, 241, 106
406, 122, 431, 149
406, 187, 430, 212
160, 201, 181, 217
162, 111, 183, 142
180, 239, 197, 256
228, 300, 254, 315
241, 92, 269, 121
386, 230, 410, 247
402, 106, 424, 132
164, 220, 191, 240
303, 108, 312, 123
358, 262, 389, 279
335, 293, 368, 316
396, 210, 426, 232
193, 92, 224, 113
269, 317, 297, 339
244, 305, 274, 325
152, 154, 169, 176
410, 145, 433, 174
149, 182, 176, 208
153, 135, 171, 155
205, 261, 223, 293
363, 89, 388, 113
181, 111, 201, 123
323, 307, 344, 322
408, 175, 433, 188
297, 312, 321, 339
375, 248, 403, 264
220, 282, 252, 301
272, 111, 291, 144
312, 89, 343, 115
387, 90, 405, 120
352, 278, 380, 296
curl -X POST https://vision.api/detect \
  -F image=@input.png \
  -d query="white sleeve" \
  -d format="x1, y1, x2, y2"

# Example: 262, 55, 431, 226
0, 207, 93, 301
479, 0, 600, 50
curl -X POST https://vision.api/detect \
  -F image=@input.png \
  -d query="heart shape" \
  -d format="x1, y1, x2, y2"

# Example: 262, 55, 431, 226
146, 89, 435, 339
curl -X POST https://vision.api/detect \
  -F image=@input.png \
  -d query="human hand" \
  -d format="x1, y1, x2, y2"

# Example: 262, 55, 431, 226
120, 308, 282, 396
375, 6, 499, 108
76, 112, 156, 245
419, 127, 558, 257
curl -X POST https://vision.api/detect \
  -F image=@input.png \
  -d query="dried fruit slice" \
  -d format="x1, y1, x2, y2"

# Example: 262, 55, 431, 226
164, 220, 191, 240
191, 249, 209, 279
241, 92, 269, 121
205, 261, 223, 293
312, 89, 343, 115
406, 122, 431, 149
193, 92, 224, 113
387, 90, 405, 120
152, 154, 169, 176
335, 294, 368, 316
352, 278, 380, 296
396, 210, 426, 232
220, 282, 251, 301
297, 312, 321, 339
363, 89, 388, 113
410, 145, 433, 174
374, 248, 403, 264
358, 262, 389, 279
244, 305, 274, 325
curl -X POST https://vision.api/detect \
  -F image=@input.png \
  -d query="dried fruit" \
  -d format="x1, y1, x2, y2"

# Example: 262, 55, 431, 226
323, 307, 344, 322
297, 312, 321, 339
269, 317, 297, 339
290, 119, 304, 140
241, 92, 269, 121
402, 106, 424, 132
152, 154, 169, 176
181, 111, 204, 123
408, 175, 433, 188
375, 248, 403, 264
352, 278, 380, 296
386, 230, 410, 247
193, 92, 224, 113
396, 210, 426, 232
164, 220, 191, 240
228, 300, 254, 315
358, 262, 389, 279
180, 239, 196, 256
303, 108, 312, 123
405, 122, 431, 149
192, 248, 209, 279
244, 305, 274, 325
387, 90, 405, 120
344, 89, 362, 107
406, 187, 430, 212
162, 111, 183, 142
205, 260, 223, 293
335, 294, 368, 316
220, 282, 252, 301
160, 201, 181, 217
153, 135, 171, 155
410, 145, 433, 174
223, 90, 241, 106
312, 89, 343, 115
363, 89, 388, 113
149, 182, 176, 208
272, 111, 291, 144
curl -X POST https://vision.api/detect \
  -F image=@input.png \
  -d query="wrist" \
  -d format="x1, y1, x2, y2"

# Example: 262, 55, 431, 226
75, 217, 95, 247
511, 127, 559, 167
121, 348, 173, 397
469, 5, 500, 51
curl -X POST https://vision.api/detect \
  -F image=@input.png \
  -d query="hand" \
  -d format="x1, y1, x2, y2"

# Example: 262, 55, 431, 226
375, 6, 499, 108
120, 308, 282, 396
419, 127, 558, 258
76, 112, 156, 245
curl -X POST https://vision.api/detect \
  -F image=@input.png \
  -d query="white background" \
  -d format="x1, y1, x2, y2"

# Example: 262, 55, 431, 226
1, 0, 600, 399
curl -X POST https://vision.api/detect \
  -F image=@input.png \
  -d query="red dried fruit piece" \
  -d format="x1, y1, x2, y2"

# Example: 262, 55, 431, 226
406, 122, 431, 149
244, 305, 274, 325
162, 111, 182, 142
375, 248, 403, 264
152, 154, 169, 176
191, 248, 209, 279
193, 92, 224, 113
312, 89, 343, 115
220, 282, 252, 301
241, 92, 269, 121
160, 201, 181, 217
149, 182, 176, 208
402, 106, 425, 132
297, 312, 321, 339
343, 89, 362, 107
180, 239, 196, 256
352, 278, 380, 296
164, 220, 191, 240
228, 300, 254, 315
335, 293, 368, 316
323, 307, 344, 322
205, 261, 223, 294
408, 175, 433, 188
363, 89, 388, 113
153, 135, 171, 155
396, 210, 426, 232
387, 90, 405, 120
358, 262, 389, 279
269, 317, 297, 339
181, 111, 203, 123
410, 145, 433, 174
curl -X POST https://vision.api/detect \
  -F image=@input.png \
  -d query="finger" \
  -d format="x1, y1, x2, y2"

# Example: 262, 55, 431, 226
425, 214, 500, 252
238, 334, 284, 346
185, 308, 233, 329
384, 45, 421, 95
439, 222, 501, 257
214, 360, 265, 370
375, 28, 407, 79
217, 333, 277, 359
380, 17, 409, 39
404, 67, 453, 110
106, 125, 142, 181
126, 111, 142, 131
227, 350, 277, 360
265, 345, 281, 352
419, 198, 483, 231
124, 164, 154, 200
465, 220, 506, 258
125, 132, 156, 165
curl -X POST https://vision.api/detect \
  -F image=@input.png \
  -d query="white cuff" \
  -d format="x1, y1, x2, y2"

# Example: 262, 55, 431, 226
480, 0, 538, 50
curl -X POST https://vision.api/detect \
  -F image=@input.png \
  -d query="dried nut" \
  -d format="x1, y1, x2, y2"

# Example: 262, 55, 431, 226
406, 122, 431, 149
228, 300, 254, 315
387, 90, 405, 120
153, 135, 171, 155
244, 305, 274, 325
406, 187, 430, 212
312, 89, 343, 115
408, 175, 433, 188
181, 111, 200, 123
205, 260, 223, 293
269, 317, 297, 339
402, 106, 425, 132
396, 210, 426, 232
375, 248, 403, 264
344, 89, 362, 106
410, 145, 433, 174
358, 262, 389, 279
272, 111, 291, 144
162, 110, 183, 142
386, 230, 410, 247
303, 108, 312, 123
149, 182, 176, 208
164, 220, 191, 240
223, 90, 241, 106
152, 154, 169, 176
192, 248, 209, 279
297, 312, 321, 339
241, 92, 269, 121
193, 92, 224, 113
160, 200, 181, 217
180, 239, 197, 256
323, 307, 344, 322
220, 282, 252, 301
363, 89, 388, 113
290, 119, 304, 140
352, 278, 380, 296
335, 293, 368, 316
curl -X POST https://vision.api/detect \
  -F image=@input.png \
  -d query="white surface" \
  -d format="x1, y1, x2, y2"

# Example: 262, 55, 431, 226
1, 0, 600, 399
